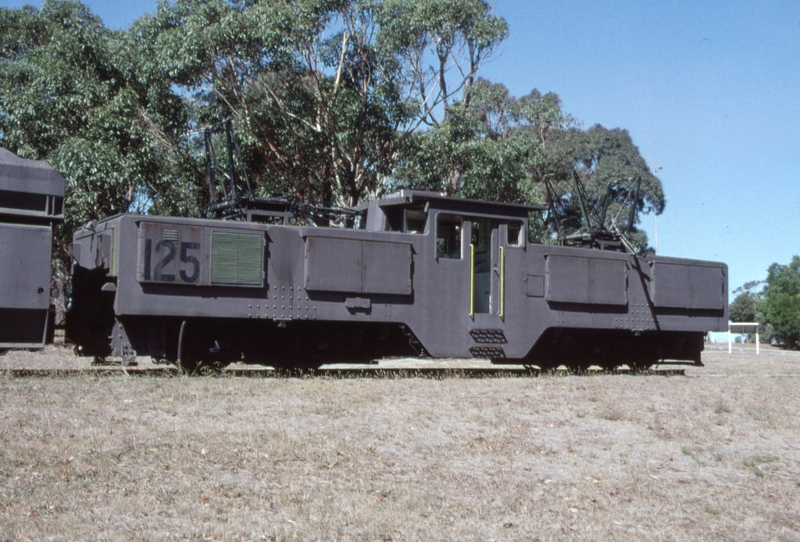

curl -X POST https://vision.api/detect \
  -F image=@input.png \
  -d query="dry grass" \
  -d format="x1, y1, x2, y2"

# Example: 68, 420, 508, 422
1, 344, 800, 541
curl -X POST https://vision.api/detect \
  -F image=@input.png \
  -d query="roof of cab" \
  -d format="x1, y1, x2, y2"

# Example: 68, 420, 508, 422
351, 190, 544, 214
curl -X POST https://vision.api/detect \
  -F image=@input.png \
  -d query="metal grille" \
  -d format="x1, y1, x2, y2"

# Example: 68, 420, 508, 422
211, 231, 263, 286
162, 229, 180, 242
469, 346, 505, 358
469, 329, 507, 344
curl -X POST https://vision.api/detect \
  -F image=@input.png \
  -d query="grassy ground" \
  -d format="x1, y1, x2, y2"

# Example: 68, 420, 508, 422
1, 344, 799, 541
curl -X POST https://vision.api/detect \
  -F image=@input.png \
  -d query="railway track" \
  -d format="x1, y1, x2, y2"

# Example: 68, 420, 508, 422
0, 365, 686, 379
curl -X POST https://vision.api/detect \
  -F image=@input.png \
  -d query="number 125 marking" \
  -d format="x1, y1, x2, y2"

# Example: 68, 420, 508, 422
143, 239, 200, 283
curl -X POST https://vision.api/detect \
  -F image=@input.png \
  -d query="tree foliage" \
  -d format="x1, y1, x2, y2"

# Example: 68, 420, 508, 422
758, 256, 800, 349
730, 292, 758, 323
729, 281, 763, 323
132, 0, 507, 206
0, 0, 665, 259
391, 78, 664, 248
0, 0, 203, 261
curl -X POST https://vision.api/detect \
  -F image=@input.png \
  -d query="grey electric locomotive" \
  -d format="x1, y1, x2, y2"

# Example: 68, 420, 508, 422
66, 189, 727, 372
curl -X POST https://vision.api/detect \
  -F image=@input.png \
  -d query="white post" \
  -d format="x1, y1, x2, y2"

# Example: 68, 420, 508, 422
756, 329, 760, 355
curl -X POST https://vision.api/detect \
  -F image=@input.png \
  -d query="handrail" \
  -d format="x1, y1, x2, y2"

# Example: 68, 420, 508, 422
499, 246, 505, 319
469, 244, 475, 317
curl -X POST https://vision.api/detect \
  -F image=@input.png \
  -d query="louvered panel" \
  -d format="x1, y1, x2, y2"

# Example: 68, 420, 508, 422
211, 231, 263, 287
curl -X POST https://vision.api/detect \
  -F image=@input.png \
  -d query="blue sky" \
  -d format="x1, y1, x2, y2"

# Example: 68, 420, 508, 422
3, 0, 799, 293
479, 0, 800, 294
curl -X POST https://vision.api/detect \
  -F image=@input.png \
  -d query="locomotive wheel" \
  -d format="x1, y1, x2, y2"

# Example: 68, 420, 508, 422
173, 320, 234, 375
176, 356, 199, 375
175, 355, 229, 376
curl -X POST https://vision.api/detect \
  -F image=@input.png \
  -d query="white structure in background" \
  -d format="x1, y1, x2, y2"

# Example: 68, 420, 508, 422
728, 322, 759, 355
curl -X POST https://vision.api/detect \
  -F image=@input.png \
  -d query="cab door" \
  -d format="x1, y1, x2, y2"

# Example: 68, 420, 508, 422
469, 218, 503, 319
466, 217, 508, 359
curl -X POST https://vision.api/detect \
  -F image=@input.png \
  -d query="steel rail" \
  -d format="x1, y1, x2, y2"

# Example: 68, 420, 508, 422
1, 366, 687, 379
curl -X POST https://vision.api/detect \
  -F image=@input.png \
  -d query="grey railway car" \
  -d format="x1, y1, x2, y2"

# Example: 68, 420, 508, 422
66, 190, 727, 372
0, 148, 64, 351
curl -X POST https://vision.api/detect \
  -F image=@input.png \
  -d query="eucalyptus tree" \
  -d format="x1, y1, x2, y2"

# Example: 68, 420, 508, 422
536, 125, 664, 248
391, 78, 547, 202
0, 0, 202, 261
758, 257, 800, 349
0, 0, 663, 254
133, 0, 508, 206
391, 78, 664, 249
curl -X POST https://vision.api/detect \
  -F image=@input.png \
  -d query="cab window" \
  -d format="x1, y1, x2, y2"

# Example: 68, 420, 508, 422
507, 220, 523, 246
436, 214, 462, 259
404, 207, 426, 234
